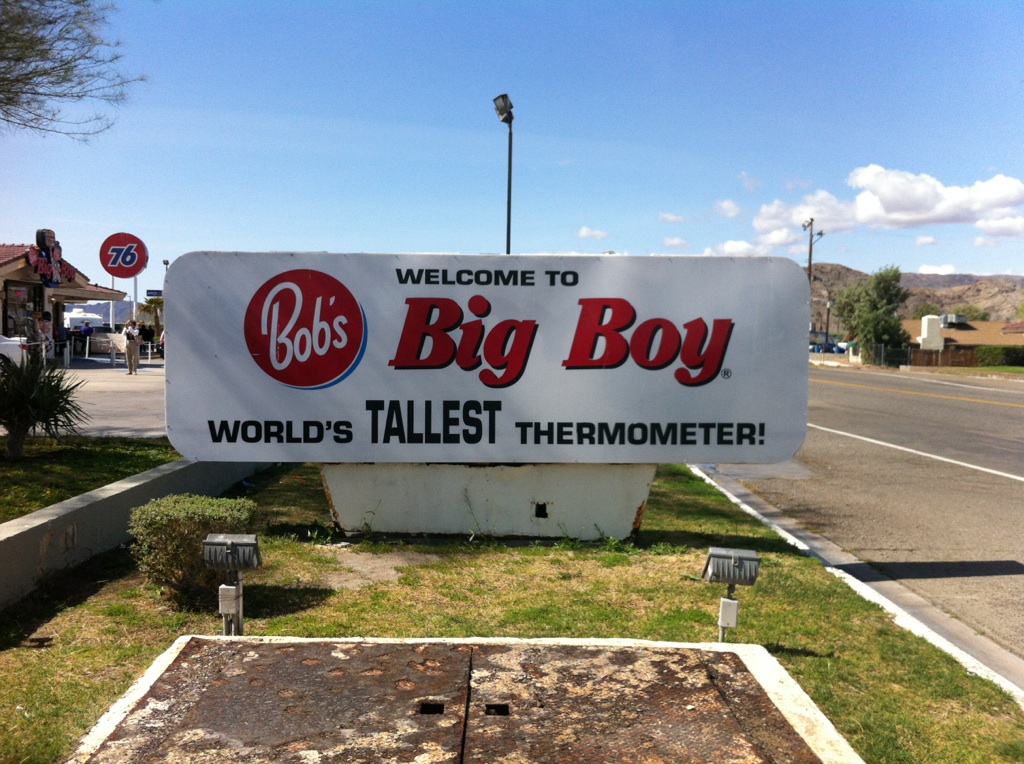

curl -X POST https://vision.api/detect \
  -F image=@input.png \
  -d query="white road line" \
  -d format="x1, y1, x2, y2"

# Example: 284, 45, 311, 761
808, 423, 1024, 483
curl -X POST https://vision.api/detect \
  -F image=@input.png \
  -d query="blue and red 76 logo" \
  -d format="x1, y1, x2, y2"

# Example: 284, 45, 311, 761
99, 233, 149, 278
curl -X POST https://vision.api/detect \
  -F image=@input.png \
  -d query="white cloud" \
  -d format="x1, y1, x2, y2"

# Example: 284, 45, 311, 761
740, 165, 1024, 261
918, 264, 956, 275
753, 190, 857, 234
757, 228, 798, 247
848, 164, 1024, 231
738, 171, 761, 192
915, 236, 938, 246
576, 226, 610, 240
715, 199, 741, 218
975, 215, 1024, 237
659, 212, 684, 223
701, 240, 770, 257
663, 236, 689, 248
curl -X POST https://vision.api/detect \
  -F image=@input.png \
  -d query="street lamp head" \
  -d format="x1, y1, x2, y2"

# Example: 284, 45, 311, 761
493, 94, 514, 124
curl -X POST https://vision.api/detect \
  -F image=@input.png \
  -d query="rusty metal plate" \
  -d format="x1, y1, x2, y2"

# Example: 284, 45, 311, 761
75, 638, 826, 764
82, 640, 472, 763
464, 643, 822, 763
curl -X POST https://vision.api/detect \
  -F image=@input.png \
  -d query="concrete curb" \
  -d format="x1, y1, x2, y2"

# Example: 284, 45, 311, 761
0, 460, 271, 611
688, 464, 1024, 708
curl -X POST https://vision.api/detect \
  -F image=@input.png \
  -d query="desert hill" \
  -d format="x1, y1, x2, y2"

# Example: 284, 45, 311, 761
808, 263, 1024, 333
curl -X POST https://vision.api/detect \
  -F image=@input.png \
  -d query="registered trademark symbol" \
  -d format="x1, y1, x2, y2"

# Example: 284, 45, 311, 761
721, 368, 732, 379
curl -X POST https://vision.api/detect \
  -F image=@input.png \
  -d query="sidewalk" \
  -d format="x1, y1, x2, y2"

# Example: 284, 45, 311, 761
66, 356, 167, 438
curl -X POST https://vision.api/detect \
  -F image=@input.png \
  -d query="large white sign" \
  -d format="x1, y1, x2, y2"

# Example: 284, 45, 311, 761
165, 253, 808, 463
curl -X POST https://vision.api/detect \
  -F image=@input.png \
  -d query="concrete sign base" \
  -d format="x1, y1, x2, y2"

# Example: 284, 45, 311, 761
319, 463, 657, 540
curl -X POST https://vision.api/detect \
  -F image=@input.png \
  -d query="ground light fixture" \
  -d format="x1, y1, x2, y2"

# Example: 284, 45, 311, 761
203, 533, 263, 636
493, 93, 514, 254
702, 547, 761, 642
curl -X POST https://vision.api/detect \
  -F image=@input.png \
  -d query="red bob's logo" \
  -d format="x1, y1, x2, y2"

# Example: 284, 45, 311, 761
245, 270, 366, 389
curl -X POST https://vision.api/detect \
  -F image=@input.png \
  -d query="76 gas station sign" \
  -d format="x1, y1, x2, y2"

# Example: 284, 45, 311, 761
99, 232, 149, 279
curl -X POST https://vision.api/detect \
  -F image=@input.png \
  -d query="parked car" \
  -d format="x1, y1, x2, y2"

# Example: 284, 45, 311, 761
0, 334, 27, 365
809, 342, 844, 354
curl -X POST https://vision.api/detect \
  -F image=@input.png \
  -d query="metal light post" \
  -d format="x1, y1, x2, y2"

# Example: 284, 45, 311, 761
825, 298, 834, 348
493, 94, 514, 254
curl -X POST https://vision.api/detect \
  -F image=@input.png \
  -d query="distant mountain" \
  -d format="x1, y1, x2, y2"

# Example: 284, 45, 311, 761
807, 263, 1024, 332
900, 272, 1024, 290
901, 280, 1024, 323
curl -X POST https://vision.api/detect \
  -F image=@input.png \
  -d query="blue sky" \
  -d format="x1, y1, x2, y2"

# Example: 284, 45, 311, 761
2, 1, 1023, 301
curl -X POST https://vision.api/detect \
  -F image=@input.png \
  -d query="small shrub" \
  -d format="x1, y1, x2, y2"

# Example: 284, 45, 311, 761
0, 356, 87, 458
975, 345, 1024, 367
130, 494, 256, 605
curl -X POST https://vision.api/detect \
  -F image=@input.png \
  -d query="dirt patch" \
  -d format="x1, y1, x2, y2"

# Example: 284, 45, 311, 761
317, 547, 442, 590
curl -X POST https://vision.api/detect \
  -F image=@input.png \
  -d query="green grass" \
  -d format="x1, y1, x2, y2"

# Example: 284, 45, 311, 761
2, 461, 1024, 763
972, 366, 1024, 375
931, 365, 1024, 377
0, 436, 181, 523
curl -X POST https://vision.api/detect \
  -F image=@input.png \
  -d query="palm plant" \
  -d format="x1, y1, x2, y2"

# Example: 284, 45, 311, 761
0, 356, 88, 459
136, 296, 164, 336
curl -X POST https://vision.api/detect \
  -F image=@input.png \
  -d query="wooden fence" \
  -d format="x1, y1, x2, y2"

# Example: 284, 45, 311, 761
908, 347, 977, 367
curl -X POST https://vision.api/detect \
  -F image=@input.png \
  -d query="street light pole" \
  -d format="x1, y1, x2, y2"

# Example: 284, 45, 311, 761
825, 297, 833, 347
493, 94, 514, 255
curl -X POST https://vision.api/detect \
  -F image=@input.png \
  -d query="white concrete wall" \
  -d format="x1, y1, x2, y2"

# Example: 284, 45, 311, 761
0, 461, 270, 611
320, 463, 658, 540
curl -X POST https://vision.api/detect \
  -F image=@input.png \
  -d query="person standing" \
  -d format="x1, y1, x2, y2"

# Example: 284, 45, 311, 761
123, 320, 140, 374
79, 321, 94, 356
37, 311, 54, 360
27, 311, 44, 362
137, 321, 155, 352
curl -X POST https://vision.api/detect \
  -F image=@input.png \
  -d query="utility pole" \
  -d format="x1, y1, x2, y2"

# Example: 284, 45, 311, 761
803, 218, 825, 331
802, 218, 824, 287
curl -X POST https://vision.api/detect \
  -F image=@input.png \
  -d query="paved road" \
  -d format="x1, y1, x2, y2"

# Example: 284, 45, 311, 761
809, 368, 1022, 476
723, 365, 1024, 668
68, 357, 167, 438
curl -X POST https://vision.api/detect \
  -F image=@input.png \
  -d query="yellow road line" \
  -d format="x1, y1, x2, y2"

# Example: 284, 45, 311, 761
811, 377, 1024, 409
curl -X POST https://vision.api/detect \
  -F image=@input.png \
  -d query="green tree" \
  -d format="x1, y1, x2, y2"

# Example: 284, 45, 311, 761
0, 0, 143, 139
0, 356, 88, 458
911, 302, 941, 320
136, 296, 163, 336
832, 265, 911, 351
949, 304, 990, 322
